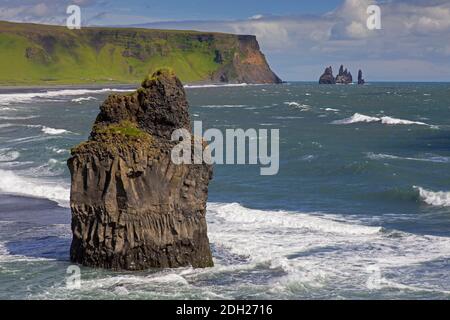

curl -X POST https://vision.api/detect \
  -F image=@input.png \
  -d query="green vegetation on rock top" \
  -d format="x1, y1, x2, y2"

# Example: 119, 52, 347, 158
95, 121, 147, 139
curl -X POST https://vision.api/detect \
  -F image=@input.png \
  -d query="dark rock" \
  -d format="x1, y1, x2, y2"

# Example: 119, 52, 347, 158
68, 68, 214, 270
335, 65, 353, 84
319, 66, 336, 84
358, 69, 365, 85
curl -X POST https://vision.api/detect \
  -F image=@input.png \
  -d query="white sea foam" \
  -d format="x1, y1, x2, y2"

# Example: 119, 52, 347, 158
366, 152, 450, 163
2, 199, 449, 298
184, 83, 249, 89
0, 169, 70, 207
0, 149, 20, 162
284, 102, 311, 110
199, 104, 247, 109
206, 202, 450, 295
332, 113, 433, 126
71, 96, 97, 103
414, 186, 450, 207
332, 113, 381, 124
41, 126, 70, 135
380, 116, 428, 126
0, 116, 38, 120
0, 88, 133, 106
325, 108, 340, 112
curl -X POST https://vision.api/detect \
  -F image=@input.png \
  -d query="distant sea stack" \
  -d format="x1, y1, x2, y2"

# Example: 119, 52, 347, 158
319, 66, 336, 84
0, 20, 281, 85
68, 69, 214, 270
335, 65, 353, 84
358, 70, 365, 85
319, 65, 365, 85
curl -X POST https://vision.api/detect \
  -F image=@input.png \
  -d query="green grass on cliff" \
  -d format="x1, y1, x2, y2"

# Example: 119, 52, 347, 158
96, 121, 147, 139
0, 21, 242, 85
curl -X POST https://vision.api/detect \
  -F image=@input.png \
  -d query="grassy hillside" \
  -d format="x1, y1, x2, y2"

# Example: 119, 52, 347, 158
0, 21, 280, 86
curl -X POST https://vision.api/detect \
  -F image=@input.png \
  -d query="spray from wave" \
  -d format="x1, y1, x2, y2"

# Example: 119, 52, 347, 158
414, 186, 450, 207
0, 169, 70, 207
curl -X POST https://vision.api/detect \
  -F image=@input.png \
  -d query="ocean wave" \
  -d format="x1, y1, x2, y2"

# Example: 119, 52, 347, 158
325, 108, 340, 112
0, 88, 133, 106
332, 113, 434, 126
0, 149, 20, 162
184, 83, 249, 89
366, 152, 450, 163
199, 104, 248, 109
71, 96, 97, 103
206, 201, 450, 294
284, 102, 311, 110
414, 186, 450, 207
0, 169, 70, 207
0, 115, 38, 120
332, 113, 380, 124
1, 199, 449, 298
41, 126, 70, 135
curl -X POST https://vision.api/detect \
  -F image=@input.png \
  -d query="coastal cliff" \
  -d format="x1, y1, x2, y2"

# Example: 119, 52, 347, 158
0, 20, 281, 85
68, 69, 214, 270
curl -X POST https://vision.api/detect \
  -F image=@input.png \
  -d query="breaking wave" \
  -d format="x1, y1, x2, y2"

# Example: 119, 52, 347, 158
41, 126, 71, 135
414, 186, 450, 207
71, 96, 97, 103
284, 101, 311, 110
184, 83, 250, 89
0, 149, 20, 162
0, 169, 70, 207
0, 88, 133, 106
366, 152, 450, 163
332, 113, 433, 126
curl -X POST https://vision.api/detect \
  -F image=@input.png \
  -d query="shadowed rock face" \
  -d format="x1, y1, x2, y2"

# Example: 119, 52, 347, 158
358, 70, 365, 85
68, 69, 214, 270
319, 66, 336, 84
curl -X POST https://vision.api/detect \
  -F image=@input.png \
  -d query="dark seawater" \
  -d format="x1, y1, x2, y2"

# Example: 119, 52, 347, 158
0, 82, 449, 299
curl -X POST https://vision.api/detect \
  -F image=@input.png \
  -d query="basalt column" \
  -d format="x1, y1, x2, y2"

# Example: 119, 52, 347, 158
68, 69, 214, 270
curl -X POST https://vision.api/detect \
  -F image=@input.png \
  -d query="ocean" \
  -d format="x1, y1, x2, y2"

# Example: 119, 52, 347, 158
0, 82, 449, 299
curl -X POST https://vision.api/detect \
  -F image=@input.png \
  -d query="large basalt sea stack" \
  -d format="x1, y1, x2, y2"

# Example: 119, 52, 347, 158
68, 69, 214, 270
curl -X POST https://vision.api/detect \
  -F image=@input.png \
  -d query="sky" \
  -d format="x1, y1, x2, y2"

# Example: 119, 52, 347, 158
1, 0, 450, 81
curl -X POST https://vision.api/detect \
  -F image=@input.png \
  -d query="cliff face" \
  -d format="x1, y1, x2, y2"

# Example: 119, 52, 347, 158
68, 69, 213, 270
211, 35, 282, 84
0, 21, 281, 85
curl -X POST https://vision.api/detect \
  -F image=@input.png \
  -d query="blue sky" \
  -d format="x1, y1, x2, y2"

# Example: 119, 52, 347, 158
91, 0, 343, 22
1, 0, 450, 81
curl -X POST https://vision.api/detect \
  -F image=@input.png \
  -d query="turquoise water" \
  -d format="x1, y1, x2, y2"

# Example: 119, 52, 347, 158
0, 82, 449, 299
